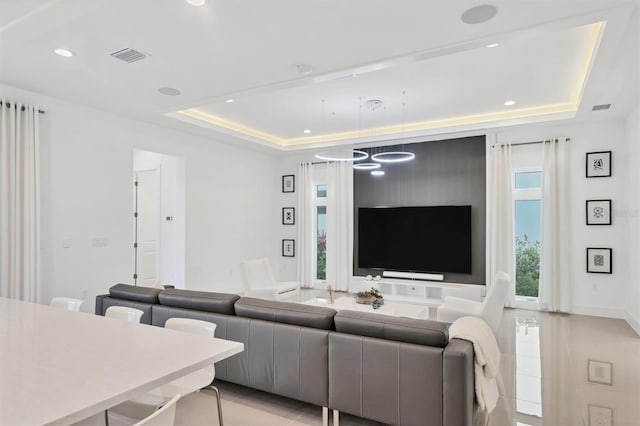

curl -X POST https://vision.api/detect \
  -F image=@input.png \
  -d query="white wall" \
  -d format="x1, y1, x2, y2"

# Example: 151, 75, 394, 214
496, 119, 631, 319
625, 105, 640, 334
133, 149, 186, 288
0, 83, 280, 312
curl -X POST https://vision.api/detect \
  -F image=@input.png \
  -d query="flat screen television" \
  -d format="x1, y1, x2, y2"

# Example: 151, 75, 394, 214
358, 205, 472, 274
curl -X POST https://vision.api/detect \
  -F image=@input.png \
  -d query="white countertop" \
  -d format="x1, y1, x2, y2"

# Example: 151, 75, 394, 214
0, 297, 243, 426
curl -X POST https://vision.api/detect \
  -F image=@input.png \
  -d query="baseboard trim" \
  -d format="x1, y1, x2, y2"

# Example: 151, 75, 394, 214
571, 305, 627, 319
625, 311, 640, 337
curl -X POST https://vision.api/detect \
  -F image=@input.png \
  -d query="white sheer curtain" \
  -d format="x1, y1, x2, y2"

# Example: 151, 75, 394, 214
325, 161, 354, 292
0, 100, 41, 302
539, 139, 571, 312
488, 143, 515, 307
296, 162, 315, 288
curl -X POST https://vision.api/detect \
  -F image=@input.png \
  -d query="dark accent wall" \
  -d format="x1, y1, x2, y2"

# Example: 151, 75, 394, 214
353, 136, 486, 285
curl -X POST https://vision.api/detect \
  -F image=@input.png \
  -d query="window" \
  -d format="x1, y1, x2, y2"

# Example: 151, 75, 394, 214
315, 184, 327, 281
513, 171, 542, 299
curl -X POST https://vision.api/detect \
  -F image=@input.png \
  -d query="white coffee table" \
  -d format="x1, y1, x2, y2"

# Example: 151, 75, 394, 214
303, 296, 429, 320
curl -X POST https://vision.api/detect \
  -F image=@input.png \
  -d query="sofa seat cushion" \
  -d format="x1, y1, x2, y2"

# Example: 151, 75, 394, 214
234, 297, 337, 330
109, 283, 161, 304
158, 289, 240, 315
334, 310, 449, 348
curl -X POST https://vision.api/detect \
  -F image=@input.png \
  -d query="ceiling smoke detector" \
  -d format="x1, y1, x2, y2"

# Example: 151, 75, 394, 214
366, 99, 383, 111
294, 64, 313, 75
461, 5, 498, 24
592, 104, 612, 111
110, 48, 148, 63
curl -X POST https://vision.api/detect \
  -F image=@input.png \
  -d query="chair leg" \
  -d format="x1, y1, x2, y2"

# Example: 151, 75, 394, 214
333, 409, 340, 426
206, 385, 224, 426
322, 407, 328, 426
104, 410, 109, 426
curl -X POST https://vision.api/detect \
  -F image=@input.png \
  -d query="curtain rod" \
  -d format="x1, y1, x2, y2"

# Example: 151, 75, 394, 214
492, 137, 570, 148
0, 101, 45, 115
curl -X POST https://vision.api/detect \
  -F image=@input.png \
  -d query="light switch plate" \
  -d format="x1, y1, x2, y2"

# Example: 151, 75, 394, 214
62, 239, 72, 248
91, 237, 108, 248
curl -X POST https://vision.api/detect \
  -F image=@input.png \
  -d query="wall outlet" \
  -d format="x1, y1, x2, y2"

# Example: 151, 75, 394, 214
592, 282, 599, 291
62, 238, 72, 248
81, 290, 88, 300
91, 237, 108, 248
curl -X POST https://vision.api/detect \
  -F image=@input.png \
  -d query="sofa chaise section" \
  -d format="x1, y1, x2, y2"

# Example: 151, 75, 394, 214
329, 310, 474, 426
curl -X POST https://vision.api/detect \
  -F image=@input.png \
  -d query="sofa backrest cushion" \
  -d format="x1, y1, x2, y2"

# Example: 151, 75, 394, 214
109, 283, 161, 304
334, 310, 449, 348
234, 297, 336, 330
158, 288, 240, 315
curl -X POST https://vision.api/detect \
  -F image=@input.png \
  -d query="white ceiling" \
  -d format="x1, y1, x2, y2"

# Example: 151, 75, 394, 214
0, 0, 638, 150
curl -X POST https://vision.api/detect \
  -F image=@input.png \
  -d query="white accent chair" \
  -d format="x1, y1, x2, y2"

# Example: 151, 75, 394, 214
436, 272, 510, 333
109, 318, 224, 425
241, 258, 300, 300
50, 297, 83, 312
105, 306, 144, 323
134, 393, 180, 426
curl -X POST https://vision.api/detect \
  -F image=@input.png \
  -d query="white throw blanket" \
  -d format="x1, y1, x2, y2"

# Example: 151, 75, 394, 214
449, 316, 501, 413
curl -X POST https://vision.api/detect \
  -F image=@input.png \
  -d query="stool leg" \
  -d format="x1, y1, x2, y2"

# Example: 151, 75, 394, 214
333, 409, 340, 426
322, 407, 328, 426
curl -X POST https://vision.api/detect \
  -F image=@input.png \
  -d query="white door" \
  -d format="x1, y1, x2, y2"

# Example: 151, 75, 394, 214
136, 169, 160, 286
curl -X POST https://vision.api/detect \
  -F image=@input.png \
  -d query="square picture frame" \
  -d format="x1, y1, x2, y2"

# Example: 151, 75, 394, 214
282, 239, 295, 257
586, 151, 612, 178
282, 175, 295, 193
588, 404, 613, 426
282, 207, 295, 225
587, 360, 613, 385
586, 248, 612, 274
586, 200, 612, 225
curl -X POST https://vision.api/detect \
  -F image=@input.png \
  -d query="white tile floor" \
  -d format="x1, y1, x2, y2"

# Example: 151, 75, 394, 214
111, 292, 640, 426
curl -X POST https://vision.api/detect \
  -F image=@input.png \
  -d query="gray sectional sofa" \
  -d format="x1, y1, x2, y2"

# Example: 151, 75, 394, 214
96, 284, 475, 426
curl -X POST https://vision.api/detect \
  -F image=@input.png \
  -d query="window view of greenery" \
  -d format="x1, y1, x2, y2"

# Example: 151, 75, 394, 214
516, 235, 540, 297
515, 200, 541, 298
316, 206, 327, 280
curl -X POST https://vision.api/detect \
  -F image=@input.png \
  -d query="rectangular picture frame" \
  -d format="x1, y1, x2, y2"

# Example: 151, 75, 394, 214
587, 360, 613, 385
282, 239, 295, 257
588, 404, 613, 426
282, 174, 295, 193
586, 248, 612, 274
282, 207, 295, 225
586, 199, 612, 225
586, 151, 612, 178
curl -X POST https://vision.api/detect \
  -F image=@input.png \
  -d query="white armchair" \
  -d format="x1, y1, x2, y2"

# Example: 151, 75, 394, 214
436, 272, 510, 333
241, 258, 300, 300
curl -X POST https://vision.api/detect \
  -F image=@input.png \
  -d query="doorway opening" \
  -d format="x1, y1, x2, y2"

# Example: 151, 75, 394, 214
133, 149, 186, 288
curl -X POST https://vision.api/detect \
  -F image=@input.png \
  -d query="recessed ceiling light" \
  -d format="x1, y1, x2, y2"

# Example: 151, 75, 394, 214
158, 87, 181, 96
303, 129, 312, 134
461, 5, 498, 25
54, 48, 73, 57
486, 43, 499, 48
186, 0, 206, 5
371, 170, 385, 177
225, 99, 234, 103
504, 100, 516, 106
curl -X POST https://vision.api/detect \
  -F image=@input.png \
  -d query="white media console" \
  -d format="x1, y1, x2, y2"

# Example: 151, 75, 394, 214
350, 275, 483, 305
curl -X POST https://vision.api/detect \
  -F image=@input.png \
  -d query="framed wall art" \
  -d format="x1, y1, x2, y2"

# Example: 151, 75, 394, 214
586, 200, 612, 225
282, 239, 295, 257
586, 151, 612, 178
586, 248, 612, 274
282, 175, 295, 193
587, 360, 613, 385
282, 207, 295, 225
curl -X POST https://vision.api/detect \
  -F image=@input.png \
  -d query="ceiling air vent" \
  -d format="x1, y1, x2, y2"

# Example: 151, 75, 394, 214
110, 48, 148, 63
592, 104, 611, 112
